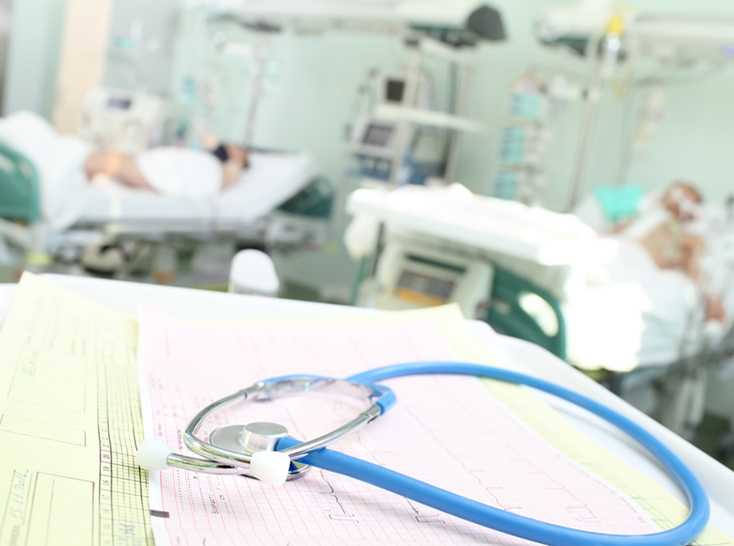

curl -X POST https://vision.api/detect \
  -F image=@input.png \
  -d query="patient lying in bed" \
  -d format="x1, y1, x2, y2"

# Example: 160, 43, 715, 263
566, 181, 732, 371
84, 143, 250, 198
624, 183, 725, 323
0, 111, 316, 236
577, 181, 724, 323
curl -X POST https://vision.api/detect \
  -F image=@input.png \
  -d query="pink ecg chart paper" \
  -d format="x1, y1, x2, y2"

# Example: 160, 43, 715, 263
137, 312, 657, 546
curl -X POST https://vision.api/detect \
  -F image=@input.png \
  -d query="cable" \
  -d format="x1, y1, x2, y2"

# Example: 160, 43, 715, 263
279, 362, 709, 546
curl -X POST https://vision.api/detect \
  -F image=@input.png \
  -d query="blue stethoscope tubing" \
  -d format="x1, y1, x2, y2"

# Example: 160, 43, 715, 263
277, 362, 709, 546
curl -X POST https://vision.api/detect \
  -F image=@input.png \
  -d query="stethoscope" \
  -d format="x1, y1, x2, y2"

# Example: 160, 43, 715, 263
136, 362, 710, 546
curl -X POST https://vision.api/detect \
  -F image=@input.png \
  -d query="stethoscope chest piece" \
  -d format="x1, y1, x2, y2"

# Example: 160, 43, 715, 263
209, 422, 311, 481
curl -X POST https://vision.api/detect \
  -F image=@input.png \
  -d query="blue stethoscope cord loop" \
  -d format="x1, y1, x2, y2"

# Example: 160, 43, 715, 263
277, 362, 709, 546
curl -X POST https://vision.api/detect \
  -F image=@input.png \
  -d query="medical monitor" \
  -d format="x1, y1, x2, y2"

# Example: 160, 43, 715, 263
385, 78, 407, 104
107, 96, 134, 110
362, 123, 395, 148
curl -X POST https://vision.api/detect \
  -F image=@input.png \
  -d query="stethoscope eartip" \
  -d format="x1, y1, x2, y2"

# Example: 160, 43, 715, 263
250, 451, 291, 485
137, 438, 172, 471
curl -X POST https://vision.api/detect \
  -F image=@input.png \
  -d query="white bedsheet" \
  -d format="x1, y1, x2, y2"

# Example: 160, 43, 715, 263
563, 238, 701, 371
564, 197, 734, 372
562, 234, 734, 372
136, 147, 223, 198
75, 151, 316, 227
0, 112, 316, 230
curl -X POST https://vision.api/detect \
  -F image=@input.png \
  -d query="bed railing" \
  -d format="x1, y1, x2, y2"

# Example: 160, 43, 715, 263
0, 141, 41, 224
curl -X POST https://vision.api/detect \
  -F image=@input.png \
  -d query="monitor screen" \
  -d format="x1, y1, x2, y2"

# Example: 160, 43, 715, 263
107, 97, 133, 110
385, 78, 406, 103
397, 270, 455, 301
362, 123, 394, 148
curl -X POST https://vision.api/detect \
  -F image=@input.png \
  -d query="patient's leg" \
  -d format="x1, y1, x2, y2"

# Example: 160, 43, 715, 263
85, 151, 155, 192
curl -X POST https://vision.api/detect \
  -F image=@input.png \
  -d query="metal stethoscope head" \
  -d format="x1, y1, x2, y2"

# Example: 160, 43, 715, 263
136, 375, 395, 485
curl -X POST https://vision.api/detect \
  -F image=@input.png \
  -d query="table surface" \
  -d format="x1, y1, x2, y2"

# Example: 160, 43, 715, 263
1, 274, 732, 536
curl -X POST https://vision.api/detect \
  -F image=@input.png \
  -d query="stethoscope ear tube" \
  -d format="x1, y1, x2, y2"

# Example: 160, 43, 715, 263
281, 362, 710, 546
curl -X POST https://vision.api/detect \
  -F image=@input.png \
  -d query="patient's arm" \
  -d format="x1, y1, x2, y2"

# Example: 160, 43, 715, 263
85, 151, 155, 192
219, 145, 250, 190
679, 233, 705, 282
704, 294, 727, 322
636, 223, 707, 282
221, 160, 244, 190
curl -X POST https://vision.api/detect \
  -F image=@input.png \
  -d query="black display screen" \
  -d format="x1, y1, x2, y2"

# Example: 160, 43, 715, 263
397, 270, 455, 301
107, 97, 133, 110
362, 123, 394, 148
385, 78, 406, 103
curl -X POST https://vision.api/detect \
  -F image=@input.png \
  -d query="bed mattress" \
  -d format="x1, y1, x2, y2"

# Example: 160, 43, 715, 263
71, 151, 316, 228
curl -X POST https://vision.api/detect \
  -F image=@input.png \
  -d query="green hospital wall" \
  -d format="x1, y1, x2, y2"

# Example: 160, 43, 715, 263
109, 0, 734, 296
6, 0, 734, 206
5, 0, 734, 294
166, 1, 734, 216
452, 0, 734, 210
3, 0, 67, 117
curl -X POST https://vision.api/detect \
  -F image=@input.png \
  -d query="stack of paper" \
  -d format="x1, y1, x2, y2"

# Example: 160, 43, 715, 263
0, 275, 152, 546
0, 275, 731, 546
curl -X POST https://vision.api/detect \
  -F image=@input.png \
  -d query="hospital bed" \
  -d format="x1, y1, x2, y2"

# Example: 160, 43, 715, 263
347, 185, 731, 363
345, 184, 593, 361
71, 151, 319, 230
67, 151, 333, 260
0, 140, 41, 224
0, 127, 334, 277
346, 184, 734, 436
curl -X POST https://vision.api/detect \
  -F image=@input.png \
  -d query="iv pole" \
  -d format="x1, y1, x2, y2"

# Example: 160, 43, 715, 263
566, 14, 624, 211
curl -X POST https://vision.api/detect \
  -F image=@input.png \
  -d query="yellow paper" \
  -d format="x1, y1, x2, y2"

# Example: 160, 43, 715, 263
0, 274, 153, 546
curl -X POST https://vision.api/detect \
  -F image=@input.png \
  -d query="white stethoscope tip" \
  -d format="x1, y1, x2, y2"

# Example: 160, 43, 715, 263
250, 451, 291, 485
136, 438, 172, 471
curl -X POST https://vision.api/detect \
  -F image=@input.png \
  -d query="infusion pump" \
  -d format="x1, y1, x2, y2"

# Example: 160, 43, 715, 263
81, 88, 166, 153
361, 237, 493, 317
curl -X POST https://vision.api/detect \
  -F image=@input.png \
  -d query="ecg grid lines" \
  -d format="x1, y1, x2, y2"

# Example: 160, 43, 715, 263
139, 311, 664, 546
95, 318, 154, 546
0, 276, 154, 546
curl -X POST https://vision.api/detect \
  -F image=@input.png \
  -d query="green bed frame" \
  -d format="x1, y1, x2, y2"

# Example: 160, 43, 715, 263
351, 258, 567, 361
0, 141, 41, 224
484, 266, 567, 361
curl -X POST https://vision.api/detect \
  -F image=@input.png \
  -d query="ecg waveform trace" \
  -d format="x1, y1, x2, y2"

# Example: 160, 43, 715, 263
138, 310, 660, 546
